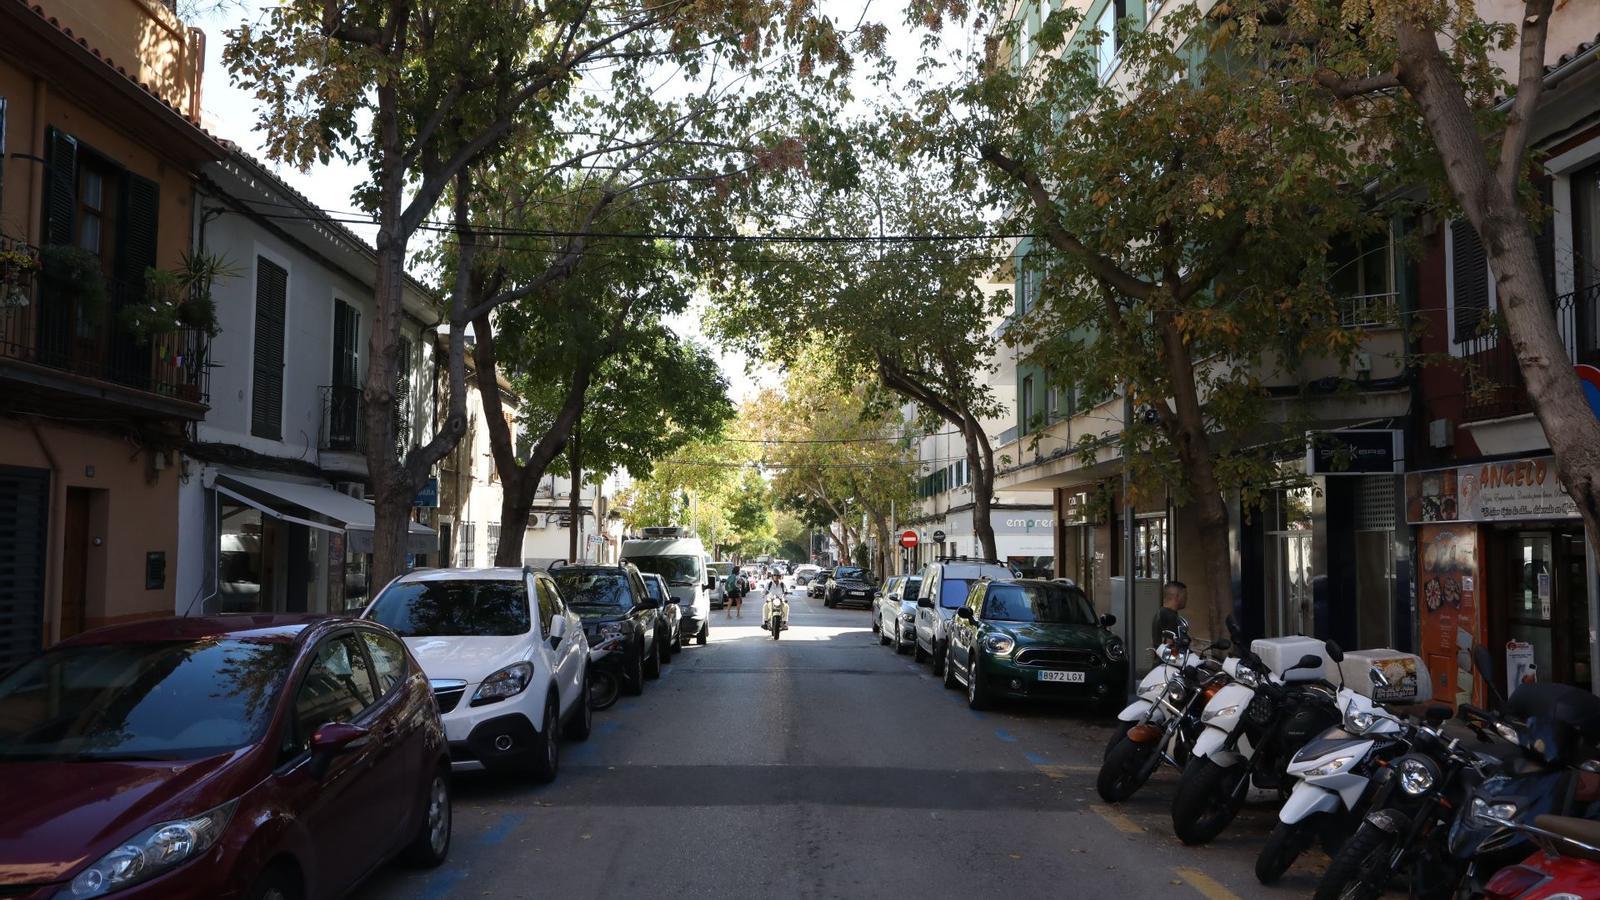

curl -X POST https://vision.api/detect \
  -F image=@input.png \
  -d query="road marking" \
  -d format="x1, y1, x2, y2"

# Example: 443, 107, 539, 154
994, 728, 1018, 743
596, 721, 621, 736
1089, 803, 1145, 834
1173, 867, 1242, 900
1034, 764, 1099, 779
415, 868, 468, 900
1024, 751, 1050, 766
475, 813, 527, 846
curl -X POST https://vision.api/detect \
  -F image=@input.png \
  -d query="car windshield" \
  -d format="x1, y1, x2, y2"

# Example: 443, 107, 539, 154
902, 578, 923, 602
629, 555, 701, 586
368, 580, 531, 636
940, 578, 974, 609
0, 640, 293, 761
834, 567, 864, 581
981, 583, 1097, 625
553, 570, 633, 618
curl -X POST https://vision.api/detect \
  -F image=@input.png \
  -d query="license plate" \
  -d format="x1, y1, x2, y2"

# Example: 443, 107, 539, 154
1038, 670, 1085, 683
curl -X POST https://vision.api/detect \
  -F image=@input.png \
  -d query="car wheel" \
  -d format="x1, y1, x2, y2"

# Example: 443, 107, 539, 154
966, 654, 990, 710
674, 626, 684, 651
659, 629, 673, 664
942, 649, 961, 690
895, 625, 911, 655
565, 670, 593, 741
913, 637, 928, 663
644, 635, 662, 679
697, 623, 708, 646
871, 613, 880, 634
623, 642, 645, 695
879, 623, 891, 646
931, 640, 946, 677
528, 695, 560, 784
247, 864, 303, 900
400, 767, 452, 868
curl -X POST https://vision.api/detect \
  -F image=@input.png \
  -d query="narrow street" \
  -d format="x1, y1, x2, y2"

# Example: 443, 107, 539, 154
359, 586, 1311, 900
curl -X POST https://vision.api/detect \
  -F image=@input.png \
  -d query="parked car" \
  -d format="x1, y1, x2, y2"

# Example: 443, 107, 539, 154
621, 529, 716, 644
551, 563, 665, 695
640, 573, 682, 657
824, 566, 879, 608
0, 615, 452, 900
875, 575, 924, 653
912, 558, 1018, 676
942, 578, 1127, 710
807, 568, 835, 598
707, 561, 734, 610
365, 566, 592, 781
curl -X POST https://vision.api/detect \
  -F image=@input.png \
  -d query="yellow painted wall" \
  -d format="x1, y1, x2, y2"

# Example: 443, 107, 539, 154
36, 0, 204, 119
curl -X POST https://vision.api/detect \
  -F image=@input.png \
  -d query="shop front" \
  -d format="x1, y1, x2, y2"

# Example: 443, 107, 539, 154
1406, 456, 1591, 704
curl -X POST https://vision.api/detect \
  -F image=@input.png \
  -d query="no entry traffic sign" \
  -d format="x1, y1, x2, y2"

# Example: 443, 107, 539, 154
899, 530, 919, 549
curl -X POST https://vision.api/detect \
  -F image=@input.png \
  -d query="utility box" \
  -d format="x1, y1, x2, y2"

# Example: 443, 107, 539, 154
1252, 636, 1335, 683
1340, 650, 1431, 704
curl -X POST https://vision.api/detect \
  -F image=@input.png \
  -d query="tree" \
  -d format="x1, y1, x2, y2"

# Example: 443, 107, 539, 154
907, 4, 1388, 635
619, 437, 749, 552
710, 158, 1010, 558
225, 0, 878, 585
1279, 0, 1600, 555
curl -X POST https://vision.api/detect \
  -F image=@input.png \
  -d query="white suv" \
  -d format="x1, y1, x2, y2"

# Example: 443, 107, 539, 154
364, 566, 591, 782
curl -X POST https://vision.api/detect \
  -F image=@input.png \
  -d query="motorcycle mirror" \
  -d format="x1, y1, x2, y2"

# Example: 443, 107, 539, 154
1289, 653, 1324, 673
1212, 638, 1231, 653
1473, 644, 1508, 711
1323, 640, 1344, 663
1160, 629, 1178, 644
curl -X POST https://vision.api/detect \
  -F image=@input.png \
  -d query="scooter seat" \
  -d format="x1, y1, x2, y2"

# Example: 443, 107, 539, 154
1533, 814, 1600, 863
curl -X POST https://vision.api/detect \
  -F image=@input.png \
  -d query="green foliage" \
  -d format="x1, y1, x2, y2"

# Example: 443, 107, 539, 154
39, 245, 106, 322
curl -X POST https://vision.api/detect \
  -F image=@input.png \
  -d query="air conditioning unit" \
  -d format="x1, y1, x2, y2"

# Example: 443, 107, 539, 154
527, 514, 541, 529
335, 482, 366, 500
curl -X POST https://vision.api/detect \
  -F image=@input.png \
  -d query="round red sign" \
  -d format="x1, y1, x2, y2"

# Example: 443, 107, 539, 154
899, 530, 919, 549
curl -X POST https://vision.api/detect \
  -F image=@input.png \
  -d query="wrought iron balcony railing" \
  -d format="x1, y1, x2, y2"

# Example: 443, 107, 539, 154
1458, 283, 1599, 421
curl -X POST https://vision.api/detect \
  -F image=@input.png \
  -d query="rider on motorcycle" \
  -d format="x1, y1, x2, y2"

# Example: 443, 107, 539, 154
762, 573, 789, 632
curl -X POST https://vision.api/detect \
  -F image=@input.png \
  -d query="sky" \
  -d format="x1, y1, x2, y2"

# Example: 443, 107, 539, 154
191, 1, 968, 406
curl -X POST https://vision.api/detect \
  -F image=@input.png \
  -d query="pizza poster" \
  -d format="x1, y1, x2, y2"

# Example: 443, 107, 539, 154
1417, 525, 1483, 707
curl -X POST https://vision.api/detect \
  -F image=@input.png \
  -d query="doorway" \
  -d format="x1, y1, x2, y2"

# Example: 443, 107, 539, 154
61, 488, 92, 640
1493, 527, 1590, 688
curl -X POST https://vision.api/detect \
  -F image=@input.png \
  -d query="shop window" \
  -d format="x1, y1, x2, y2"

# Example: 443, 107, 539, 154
219, 501, 266, 613
1133, 515, 1167, 579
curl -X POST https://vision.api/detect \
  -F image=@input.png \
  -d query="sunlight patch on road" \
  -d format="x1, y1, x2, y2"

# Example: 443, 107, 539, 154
1089, 803, 1146, 834
706, 621, 868, 642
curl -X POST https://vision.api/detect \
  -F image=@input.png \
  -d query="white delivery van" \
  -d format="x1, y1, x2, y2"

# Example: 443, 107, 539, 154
621, 527, 715, 645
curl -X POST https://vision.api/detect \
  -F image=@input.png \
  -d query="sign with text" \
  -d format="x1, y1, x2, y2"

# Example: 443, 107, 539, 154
413, 477, 439, 509
1406, 456, 1580, 524
1306, 429, 1403, 475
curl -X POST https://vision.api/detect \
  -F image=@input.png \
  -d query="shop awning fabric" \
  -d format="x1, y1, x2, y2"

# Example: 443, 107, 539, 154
215, 473, 436, 555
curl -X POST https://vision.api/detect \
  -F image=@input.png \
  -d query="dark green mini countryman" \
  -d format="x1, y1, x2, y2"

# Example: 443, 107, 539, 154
944, 578, 1128, 710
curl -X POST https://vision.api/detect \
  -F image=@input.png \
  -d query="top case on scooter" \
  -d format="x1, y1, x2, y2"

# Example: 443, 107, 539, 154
1339, 650, 1430, 704
1252, 636, 1334, 683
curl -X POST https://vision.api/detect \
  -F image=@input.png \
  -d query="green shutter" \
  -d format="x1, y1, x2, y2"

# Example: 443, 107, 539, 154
252, 257, 288, 439
113, 174, 160, 387
42, 128, 77, 246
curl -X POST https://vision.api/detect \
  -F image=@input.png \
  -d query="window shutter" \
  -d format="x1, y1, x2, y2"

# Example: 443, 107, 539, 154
0, 98, 8, 211
1451, 220, 1490, 341
332, 301, 359, 388
42, 128, 77, 246
252, 257, 288, 439
112, 174, 160, 387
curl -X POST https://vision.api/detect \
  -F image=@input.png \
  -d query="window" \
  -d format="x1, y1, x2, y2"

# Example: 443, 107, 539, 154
1018, 3, 1036, 68
251, 257, 287, 439
1021, 374, 1036, 435
535, 578, 559, 635
368, 579, 532, 636
288, 634, 377, 756
487, 522, 501, 559
333, 299, 360, 388
1018, 261, 1035, 314
361, 631, 407, 694
1095, 1, 1125, 81
1448, 219, 1492, 345
1047, 381, 1062, 421
1134, 515, 1168, 579
458, 520, 475, 567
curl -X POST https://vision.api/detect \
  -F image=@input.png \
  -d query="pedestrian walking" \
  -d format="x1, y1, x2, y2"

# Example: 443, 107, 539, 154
724, 568, 746, 619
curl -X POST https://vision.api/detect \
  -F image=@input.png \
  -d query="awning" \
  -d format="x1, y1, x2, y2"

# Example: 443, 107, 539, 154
216, 473, 436, 555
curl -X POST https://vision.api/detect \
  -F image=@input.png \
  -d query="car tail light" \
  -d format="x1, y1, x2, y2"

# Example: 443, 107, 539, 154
1483, 864, 1549, 899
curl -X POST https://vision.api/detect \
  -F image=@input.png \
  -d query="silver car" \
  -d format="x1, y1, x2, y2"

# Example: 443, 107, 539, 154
875, 576, 923, 654
912, 559, 1016, 676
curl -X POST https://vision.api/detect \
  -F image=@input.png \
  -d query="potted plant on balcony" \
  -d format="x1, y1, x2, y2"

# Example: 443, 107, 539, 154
39, 244, 107, 322
0, 245, 39, 309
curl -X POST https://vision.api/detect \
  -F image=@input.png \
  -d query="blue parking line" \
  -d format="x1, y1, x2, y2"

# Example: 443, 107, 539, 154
416, 868, 469, 900
596, 720, 621, 736
475, 813, 527, 847
994, 729, 1018, 743
1024, 751, 1050, 765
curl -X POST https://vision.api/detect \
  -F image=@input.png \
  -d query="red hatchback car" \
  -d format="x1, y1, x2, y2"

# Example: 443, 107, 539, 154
0, 615, 452, 899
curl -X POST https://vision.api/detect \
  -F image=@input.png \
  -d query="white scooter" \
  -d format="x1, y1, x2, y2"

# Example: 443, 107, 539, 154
764, 593, 788, 640
1255, 643, 1408, 883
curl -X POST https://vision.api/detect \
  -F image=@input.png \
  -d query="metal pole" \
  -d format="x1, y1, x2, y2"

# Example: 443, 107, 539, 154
1588, 523, 1599, 697
1123, 384, 1138, 702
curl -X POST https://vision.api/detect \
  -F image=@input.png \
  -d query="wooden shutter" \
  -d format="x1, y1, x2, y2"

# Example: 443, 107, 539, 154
1451, 220, 1490, 341
332, 301, 359, 388
113, 174, 160, 387
0, 466, 50, 670
42, 128, 77, 246
252, 257, 287, 439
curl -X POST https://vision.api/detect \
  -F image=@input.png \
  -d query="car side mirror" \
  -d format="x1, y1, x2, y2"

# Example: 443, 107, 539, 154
668, 595, 681, 604
916, 597, 933, 609
1099, 614, 1116, 628
956, 607, 974, 621
549, 615, 567, 648
309, 722, 368, 777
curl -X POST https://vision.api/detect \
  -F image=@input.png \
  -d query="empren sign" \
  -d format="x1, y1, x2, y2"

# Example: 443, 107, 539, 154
899, 530, 919, 549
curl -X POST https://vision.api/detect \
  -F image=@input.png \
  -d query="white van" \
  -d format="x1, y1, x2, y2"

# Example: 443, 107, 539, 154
620, 527, 715, 645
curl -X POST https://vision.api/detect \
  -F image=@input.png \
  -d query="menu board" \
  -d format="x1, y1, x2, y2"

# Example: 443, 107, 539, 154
1417, 525, 1482, 708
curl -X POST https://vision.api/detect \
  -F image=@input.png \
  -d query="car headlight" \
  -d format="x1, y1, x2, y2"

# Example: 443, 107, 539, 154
1105, 638, 1125, 662
899, 612, 915, 623
471, 662, 533, 706
1469, 796, 1519, 825
1305, 755, 1356, 778
982, 634, 1016, 656
1201, 704, 1241, 723
1234, 666, 1262, 688
64, 799, 238, 898
1398, 756, 1438, 796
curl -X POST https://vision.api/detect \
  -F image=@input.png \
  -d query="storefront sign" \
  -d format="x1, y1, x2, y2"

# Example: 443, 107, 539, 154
1064, 491, 1089, 526
1506, 640, 1538, 696
414, 477, 439, 509
1417, 525, 1482, 708
1306, 429, 1403, 475
1405, 457, 1580, 524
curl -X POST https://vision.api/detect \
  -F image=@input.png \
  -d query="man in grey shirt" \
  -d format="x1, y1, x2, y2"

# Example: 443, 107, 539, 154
1152, 580, 1188, 649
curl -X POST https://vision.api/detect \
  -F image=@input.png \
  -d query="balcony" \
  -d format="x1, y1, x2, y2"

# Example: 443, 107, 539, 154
1460, 284, 1599, 422
0, 240, 210, 418
320, 385, 412, 455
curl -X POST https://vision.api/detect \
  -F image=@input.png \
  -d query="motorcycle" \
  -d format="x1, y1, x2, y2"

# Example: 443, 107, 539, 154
766, 595, 788, 640
1478, 811, 1600, 900
1097, 622, 1233, 803
1169, 628, 1341, 846
1255, 643, 1413, 885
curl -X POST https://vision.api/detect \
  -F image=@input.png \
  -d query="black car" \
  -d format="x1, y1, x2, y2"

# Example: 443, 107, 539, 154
824, 566, 879, 608
551, 564, 664, 695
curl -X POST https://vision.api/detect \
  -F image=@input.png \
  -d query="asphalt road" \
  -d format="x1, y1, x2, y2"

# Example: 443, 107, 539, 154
358, 586, 1324, 900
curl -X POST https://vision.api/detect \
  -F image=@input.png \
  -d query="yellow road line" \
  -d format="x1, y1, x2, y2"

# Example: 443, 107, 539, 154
1088, 803, 1145, 834
1035, 764, 1100, 779
1173, 867, 1242, 900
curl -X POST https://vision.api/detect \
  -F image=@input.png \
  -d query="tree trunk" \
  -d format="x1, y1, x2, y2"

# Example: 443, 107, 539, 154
962, 410, 999, 560
569, 415, 583, 563
365, 237, 412, 587
1392, 16, 1600, 558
